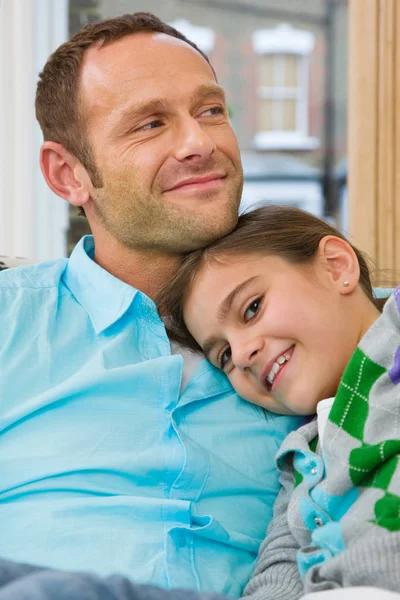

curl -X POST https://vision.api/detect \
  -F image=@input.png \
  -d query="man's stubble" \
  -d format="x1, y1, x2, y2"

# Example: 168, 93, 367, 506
90, 159, 243, 255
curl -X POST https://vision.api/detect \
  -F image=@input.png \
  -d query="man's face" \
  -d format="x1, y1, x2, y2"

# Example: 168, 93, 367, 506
79, 33, 243, 253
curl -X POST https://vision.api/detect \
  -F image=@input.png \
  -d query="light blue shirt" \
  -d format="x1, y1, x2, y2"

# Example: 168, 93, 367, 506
0, 236, 303, 597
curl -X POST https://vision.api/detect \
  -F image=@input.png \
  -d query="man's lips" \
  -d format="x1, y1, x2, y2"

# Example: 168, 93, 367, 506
260, 345, 295, 391
163, 173, 226, 192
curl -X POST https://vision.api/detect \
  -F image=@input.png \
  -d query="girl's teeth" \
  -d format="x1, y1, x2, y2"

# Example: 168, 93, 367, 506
271, 362, 280, 374
267, 351, 291, 385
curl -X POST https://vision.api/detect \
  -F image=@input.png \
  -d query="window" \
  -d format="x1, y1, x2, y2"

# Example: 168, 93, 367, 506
252, 24, 319, 151
168, 19, 215, 55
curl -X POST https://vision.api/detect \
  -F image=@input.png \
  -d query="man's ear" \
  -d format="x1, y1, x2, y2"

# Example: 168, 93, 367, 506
317, 235, 360, 294
40, 141, 93, 208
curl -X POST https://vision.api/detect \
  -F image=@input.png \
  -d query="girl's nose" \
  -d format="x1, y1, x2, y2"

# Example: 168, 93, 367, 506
232, 337, 263, 371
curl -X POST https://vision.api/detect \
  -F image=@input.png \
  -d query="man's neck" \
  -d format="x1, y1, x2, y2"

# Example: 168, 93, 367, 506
92, 233, 183, 301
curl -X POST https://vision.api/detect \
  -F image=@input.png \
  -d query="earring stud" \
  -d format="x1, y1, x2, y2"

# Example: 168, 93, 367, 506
343, 280, 350, 287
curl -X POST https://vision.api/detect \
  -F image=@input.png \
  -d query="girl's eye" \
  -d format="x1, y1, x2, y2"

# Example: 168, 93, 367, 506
244, 298, 262, 322
219, 346, 232, 370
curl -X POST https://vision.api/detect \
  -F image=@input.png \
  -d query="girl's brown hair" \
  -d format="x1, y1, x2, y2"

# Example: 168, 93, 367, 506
157, 205, 381, 353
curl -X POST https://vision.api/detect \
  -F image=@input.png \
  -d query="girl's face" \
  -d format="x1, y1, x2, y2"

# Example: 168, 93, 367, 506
184, 250, 374, 415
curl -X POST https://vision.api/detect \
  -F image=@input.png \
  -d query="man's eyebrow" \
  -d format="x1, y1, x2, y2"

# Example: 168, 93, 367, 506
113, 84, 226, 137
202, 276, 260, 361
189, 83, 226, 104
113, 98, 169, 136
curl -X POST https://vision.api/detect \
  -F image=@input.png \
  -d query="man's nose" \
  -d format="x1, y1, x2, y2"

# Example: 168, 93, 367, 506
174, 117, 216, 162
232, 338, 263, 371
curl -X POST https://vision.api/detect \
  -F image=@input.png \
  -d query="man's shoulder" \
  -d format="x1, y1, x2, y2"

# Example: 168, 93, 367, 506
0, 257, 68, 291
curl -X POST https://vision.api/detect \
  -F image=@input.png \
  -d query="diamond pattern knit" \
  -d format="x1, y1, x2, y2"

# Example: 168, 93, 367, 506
243, 287, 400, 600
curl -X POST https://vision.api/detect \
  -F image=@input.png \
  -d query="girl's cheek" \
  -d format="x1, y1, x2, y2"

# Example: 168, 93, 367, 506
229, 373, 252, 403
228, 372, 241, 394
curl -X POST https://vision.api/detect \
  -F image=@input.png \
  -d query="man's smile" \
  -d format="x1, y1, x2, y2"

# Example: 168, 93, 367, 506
163, 172, 227, 194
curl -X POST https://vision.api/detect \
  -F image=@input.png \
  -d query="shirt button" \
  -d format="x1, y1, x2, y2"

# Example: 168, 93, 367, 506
310, 466, 318, 475
314, 516, 324, 527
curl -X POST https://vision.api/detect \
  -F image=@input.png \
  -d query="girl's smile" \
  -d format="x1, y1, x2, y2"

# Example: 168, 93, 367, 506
183, 245, 379, 416
262, 345, 294, 392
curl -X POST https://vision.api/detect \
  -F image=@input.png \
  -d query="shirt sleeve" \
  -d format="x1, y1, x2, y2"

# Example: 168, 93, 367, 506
242, 469, 304, 600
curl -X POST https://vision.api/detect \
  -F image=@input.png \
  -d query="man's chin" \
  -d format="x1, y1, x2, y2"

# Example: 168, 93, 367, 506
187, 219, 238, 251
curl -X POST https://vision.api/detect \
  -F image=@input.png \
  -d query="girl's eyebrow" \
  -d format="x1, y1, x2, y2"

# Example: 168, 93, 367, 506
202, 337, 221, 362
202, 276, 260, 360
217, 276, 260, 322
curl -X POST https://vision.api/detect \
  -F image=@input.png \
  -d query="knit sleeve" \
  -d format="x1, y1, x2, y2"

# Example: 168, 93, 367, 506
304, 529, 400, 593
242, 470, 304, 600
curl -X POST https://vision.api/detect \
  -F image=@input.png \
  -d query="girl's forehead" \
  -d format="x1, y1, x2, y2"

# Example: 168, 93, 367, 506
189, 251, 315, 299
192, 255, 251, 286
188, 254, 264, 304
201, 251, 269, 272
198, 251, 286, 278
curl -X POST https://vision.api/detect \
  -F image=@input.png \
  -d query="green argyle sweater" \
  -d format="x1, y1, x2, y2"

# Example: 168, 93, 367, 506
243, 287, 400, 600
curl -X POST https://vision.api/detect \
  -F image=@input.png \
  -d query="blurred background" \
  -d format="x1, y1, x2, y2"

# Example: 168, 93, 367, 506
1, 0, 349, 259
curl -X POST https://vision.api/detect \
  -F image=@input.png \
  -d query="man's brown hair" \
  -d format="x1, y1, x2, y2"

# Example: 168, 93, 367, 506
35, 12, 214, 185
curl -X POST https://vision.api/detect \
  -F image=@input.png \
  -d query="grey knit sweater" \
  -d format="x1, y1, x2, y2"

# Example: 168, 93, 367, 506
243, 287, 400, 599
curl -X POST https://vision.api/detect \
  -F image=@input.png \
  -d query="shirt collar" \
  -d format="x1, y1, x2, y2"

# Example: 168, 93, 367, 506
63, 235, 141, 334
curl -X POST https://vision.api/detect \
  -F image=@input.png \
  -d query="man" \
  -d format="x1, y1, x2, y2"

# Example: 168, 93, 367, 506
0, 12, 302, 599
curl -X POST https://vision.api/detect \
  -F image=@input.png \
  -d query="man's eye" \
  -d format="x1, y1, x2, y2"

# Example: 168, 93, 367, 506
201, 106, 225, 117
139, 119, 164, 131
244, 298, 262, 322
219, 346, 232, 370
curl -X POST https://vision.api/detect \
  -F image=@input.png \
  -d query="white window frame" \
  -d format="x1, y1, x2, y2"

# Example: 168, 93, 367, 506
252, 24, 319, 151
168, 19, 215, 55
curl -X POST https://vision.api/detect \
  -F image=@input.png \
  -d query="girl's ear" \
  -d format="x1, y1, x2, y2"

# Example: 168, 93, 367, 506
316, 235, 360, 294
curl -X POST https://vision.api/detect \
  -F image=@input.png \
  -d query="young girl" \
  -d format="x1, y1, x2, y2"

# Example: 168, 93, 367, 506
157, 205, 400, 599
